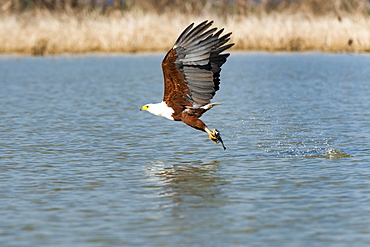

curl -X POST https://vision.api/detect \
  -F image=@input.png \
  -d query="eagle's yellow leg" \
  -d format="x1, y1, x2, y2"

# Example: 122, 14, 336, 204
205, 128, 218, 143
205, 127, 226, 150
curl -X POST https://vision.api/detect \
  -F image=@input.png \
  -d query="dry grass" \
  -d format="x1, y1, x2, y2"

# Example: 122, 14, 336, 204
0, 10, 369, 55
227, 14, 370, 52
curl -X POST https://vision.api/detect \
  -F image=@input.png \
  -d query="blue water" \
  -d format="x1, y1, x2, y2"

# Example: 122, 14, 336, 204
1, 53, 370, 246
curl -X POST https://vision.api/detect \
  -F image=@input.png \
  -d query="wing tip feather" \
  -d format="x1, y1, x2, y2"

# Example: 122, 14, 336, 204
164, 20, 234, 107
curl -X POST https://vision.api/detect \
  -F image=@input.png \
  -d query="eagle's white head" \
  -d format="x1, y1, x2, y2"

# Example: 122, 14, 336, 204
140, 101, 174, 120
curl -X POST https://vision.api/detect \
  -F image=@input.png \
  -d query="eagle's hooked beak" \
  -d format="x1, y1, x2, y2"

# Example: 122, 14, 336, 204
140, 105, 148, 111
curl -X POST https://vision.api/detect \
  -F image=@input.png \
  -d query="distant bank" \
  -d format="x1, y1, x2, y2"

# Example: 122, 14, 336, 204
0, 11, 369, 55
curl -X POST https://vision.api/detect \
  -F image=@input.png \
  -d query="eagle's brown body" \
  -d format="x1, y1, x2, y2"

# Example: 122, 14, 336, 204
141, 21, 234, 149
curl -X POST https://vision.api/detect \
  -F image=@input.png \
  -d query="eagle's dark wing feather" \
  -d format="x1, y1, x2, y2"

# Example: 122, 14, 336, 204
162, 20, 234, 113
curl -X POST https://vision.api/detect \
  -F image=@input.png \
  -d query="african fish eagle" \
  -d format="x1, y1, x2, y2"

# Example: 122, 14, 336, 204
140, 20, 234, 150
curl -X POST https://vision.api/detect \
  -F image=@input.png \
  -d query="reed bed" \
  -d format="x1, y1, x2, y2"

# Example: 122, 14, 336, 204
0, 10, 369, 55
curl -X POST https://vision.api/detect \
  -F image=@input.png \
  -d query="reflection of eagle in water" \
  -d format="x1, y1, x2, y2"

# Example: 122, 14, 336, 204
141, 20, 234, 150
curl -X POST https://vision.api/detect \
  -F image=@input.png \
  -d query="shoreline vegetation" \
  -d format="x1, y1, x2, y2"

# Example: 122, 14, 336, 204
1, 0, 369, 55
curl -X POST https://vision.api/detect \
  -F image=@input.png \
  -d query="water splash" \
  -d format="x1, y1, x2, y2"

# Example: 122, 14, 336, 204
325, 147, 352, 159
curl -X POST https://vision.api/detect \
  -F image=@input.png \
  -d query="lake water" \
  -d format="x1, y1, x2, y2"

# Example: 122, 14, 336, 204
1, 53, 370, 246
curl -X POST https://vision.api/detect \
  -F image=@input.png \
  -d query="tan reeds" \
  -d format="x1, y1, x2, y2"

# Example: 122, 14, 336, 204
0, 10, 369, 55
226, 14, 370, 52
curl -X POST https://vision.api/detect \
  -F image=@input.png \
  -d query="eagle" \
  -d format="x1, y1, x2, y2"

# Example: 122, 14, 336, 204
140, 20, 234, 150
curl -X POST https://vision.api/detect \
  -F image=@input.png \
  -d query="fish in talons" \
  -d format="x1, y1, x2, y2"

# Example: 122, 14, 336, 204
206, 128, 226, 150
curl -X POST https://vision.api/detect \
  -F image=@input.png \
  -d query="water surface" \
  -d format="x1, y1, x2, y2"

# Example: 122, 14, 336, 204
1, 53, 370, 246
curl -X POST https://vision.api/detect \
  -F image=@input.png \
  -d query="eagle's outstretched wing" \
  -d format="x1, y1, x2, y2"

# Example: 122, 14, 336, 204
162, 20, 234, 115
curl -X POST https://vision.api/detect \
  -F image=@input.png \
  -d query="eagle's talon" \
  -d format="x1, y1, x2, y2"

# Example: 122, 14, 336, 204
209, 130, 219, 143
211, 138, 219, 144
208, 129, 226, 150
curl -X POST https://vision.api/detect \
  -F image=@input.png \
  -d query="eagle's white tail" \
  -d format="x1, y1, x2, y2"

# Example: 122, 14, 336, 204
201, 103, 223, 110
